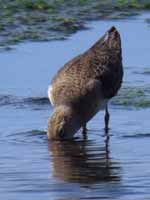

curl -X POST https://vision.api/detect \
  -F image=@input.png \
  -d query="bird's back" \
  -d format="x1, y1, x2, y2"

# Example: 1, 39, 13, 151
48, 26, 123, 109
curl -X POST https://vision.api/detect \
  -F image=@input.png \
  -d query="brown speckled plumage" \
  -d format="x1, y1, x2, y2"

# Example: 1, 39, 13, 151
48, 26, 123, 140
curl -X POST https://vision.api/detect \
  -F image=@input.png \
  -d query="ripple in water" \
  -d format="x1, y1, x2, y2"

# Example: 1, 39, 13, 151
122, 132, 150, 139
6, 129, 47, 145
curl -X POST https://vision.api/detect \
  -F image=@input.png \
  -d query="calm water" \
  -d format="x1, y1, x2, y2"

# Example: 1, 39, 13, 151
0, 12, 150, 200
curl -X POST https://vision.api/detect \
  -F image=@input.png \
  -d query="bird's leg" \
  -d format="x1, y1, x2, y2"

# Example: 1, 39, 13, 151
104, 130, 110, 161
82, 124, 87, 139
104, 104, 110, 133
104, 105, 110, 161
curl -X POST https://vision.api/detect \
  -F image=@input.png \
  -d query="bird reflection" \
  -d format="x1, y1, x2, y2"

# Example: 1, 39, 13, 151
48, 135, 120, 184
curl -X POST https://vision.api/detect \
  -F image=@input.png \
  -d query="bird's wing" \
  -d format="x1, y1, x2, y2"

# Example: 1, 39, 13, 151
48, 78, 102, 107
72, 79, 103, 112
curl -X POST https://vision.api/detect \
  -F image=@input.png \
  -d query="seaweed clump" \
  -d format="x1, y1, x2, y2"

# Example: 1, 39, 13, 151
112, 85, 150, 108
0, 0, 150, 48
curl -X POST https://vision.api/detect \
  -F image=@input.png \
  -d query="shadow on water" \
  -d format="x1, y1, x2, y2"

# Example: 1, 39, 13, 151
48, 136, 121, 185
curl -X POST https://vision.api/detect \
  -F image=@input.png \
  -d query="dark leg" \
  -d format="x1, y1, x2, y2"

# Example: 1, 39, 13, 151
104, 131, 110, 161
82, 124, 87, 140
104, 104, 110, 133
104, 104, 110, 160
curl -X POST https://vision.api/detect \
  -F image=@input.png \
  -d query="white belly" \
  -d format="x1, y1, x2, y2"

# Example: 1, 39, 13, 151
48, 85, 55, 106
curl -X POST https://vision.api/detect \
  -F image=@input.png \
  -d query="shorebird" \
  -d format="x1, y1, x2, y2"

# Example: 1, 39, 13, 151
47, 26, 123, 140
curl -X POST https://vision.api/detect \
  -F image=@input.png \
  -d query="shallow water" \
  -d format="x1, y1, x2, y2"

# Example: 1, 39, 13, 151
0, 12, 150, 200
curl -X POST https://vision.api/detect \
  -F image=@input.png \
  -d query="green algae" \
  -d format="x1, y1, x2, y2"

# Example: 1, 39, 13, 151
119, 11, 139, 17
51, 16, 86, 34
112, 85, 150, 108
135, 67, 150, 75
0, 0, 150, 49
22, 0, 56, 10
31, 129, 47, 134
140, 67, 150, 74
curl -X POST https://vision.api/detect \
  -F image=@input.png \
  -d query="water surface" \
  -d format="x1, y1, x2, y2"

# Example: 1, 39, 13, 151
0, 12, 150, 200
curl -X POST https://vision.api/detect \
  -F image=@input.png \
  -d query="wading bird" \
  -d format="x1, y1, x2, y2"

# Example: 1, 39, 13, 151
47, 26, 123, 140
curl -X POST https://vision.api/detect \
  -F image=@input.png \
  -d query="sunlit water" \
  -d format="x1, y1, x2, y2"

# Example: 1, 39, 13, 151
0, 12, 150, 200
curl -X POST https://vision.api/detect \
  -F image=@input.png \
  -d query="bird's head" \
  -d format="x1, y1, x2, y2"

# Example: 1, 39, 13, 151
47, 105, 79, 140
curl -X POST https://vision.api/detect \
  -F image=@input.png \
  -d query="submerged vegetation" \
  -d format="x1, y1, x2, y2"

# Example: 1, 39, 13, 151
0, 0, 150, 48
142, 67, 150, 74
112, 85, 150, 108
1, 84, 150, 109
